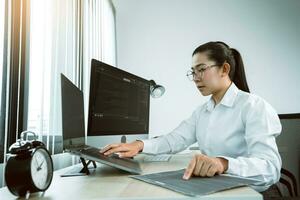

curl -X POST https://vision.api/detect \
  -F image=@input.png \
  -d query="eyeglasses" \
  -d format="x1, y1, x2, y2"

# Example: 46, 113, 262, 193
186, 64, 218, 81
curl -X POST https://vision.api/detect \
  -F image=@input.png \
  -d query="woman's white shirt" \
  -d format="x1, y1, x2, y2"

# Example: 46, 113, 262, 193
141, 82, 282, 192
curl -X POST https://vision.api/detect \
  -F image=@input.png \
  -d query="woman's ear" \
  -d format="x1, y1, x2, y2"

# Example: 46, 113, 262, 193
221, 63, 231, 77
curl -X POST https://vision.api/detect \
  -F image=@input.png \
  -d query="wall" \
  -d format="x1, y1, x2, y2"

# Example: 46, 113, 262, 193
112, 0, 300, 138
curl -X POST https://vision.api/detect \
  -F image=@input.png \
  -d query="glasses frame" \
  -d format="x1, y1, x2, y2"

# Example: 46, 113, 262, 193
186, 64, 219, 81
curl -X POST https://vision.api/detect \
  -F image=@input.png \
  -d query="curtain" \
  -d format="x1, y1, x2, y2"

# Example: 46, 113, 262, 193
0, 0, 6, 164
82, 0, 116, 134
27, 0, 116, 154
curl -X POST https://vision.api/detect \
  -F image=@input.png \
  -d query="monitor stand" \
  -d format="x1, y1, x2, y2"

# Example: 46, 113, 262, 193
60, 157, 97, 177
121, 135, 127, 143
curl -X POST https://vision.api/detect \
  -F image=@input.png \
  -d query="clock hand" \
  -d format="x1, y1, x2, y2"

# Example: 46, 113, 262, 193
37, 160, 45, 171
35, 157, 40, 169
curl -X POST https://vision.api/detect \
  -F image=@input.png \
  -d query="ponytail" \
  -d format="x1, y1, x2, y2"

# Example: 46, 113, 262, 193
230, 48, 250, 93
192, 41, 250, 93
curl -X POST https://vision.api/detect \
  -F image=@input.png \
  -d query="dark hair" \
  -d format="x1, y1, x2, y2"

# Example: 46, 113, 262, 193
192, 41, 250, 93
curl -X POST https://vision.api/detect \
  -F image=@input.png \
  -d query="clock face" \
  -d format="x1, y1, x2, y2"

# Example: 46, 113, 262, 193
30, 148, 53, 191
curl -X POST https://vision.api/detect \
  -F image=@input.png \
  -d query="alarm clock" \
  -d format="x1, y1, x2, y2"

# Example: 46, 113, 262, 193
5, 131, 54, 197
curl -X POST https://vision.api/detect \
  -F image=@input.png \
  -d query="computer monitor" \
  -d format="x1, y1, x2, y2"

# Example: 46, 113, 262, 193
87, 59, 150, 148
61, 74, 86, 150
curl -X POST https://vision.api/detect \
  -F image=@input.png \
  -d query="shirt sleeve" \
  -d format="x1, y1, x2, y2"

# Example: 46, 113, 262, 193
218, 97, 282, 191
141, 108, 199, 155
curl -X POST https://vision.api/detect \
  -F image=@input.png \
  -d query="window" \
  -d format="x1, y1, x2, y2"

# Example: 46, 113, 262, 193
0, 0, 6, 163
27, 0, 86, 154
0, 0, 29, 165
27, 0, 116, 155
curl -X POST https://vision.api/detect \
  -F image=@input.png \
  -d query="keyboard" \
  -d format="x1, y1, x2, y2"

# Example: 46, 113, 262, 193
79, 147, 117, 158
74, 146, 142, 174
143, 154, 172, 162
79, 147, 128, 160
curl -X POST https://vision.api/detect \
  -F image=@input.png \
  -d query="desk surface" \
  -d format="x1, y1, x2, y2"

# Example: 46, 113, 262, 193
0, 152, 262, 200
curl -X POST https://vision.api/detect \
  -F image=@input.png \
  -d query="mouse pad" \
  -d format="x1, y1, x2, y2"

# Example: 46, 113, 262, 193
131, 169, 259, 197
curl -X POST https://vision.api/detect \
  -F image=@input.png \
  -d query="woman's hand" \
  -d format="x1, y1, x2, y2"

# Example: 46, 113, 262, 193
99, 140, 144, 158
183, 154, 228, 180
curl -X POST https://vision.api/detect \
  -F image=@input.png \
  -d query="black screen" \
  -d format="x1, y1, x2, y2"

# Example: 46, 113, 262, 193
88, 59, 150, 136
61, 74, 85, 148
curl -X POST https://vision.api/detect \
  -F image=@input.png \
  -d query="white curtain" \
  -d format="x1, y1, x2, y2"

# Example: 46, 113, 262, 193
82, 0, 116, 134
27, 0, 116, 154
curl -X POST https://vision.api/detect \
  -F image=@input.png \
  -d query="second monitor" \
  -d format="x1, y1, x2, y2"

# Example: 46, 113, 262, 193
87, 59, 150, 148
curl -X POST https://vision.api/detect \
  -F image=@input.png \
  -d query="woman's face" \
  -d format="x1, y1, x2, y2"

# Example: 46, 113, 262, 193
191, 52, 224, 96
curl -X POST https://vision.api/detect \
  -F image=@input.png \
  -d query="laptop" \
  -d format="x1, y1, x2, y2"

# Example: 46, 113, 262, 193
60, 73, 142, 174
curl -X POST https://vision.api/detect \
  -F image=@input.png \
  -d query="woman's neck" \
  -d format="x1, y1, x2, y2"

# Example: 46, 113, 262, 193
212, 80, 232, 106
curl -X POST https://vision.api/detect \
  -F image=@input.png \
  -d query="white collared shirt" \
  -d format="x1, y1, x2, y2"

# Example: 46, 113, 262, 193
142, 82, 282, 192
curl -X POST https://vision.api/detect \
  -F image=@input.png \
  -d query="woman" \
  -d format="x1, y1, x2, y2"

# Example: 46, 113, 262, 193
100, 41, 282, 192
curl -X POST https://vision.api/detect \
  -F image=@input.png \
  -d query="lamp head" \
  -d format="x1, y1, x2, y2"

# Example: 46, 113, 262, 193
149, 80, 165, 98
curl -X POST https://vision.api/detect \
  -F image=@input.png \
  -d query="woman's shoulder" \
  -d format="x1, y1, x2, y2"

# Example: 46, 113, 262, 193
237, 90, 270, 107
237, 90, 281, 134
237, 90, 279, 119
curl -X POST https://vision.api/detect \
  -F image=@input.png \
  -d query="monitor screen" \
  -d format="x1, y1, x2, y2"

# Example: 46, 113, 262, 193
61, 74, 85, 149
88, 59, 150, 136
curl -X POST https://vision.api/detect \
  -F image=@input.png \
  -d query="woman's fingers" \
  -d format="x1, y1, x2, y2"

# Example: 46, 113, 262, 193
199, 162, 212, 177
99, 141, 144, 157
183, 154, 226, 179
206, 165, 218, 177
100, 143, 121, 153
193, 158, 204, 176
183, 156, 197, 180
118, 151, 136, 158
103, 145, 130, 155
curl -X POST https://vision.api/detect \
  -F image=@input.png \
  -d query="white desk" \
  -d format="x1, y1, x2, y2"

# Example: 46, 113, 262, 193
0, 152, 263, 199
